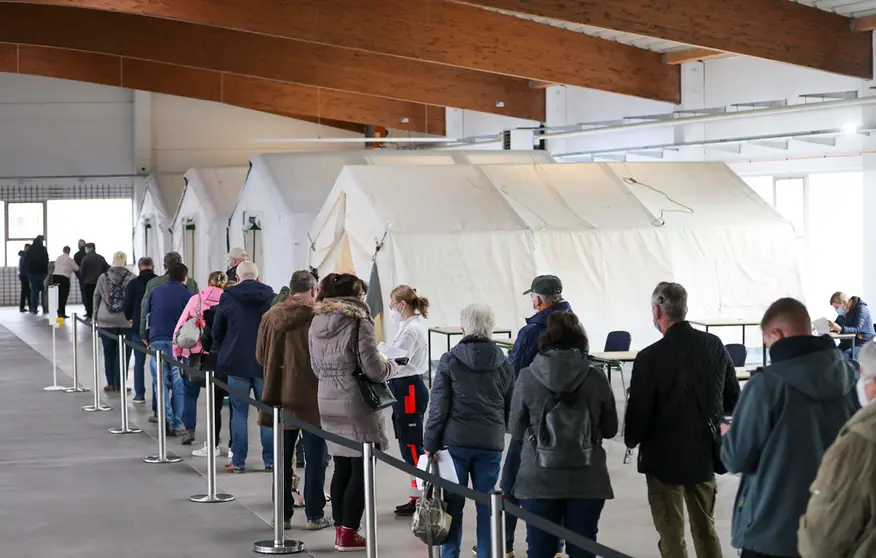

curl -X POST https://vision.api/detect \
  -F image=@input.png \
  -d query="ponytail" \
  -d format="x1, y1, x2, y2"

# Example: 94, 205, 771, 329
392, 285, 429, 318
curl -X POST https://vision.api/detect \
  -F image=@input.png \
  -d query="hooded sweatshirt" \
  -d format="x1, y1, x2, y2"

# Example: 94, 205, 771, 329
509, 348, 617, 501
172, 286, 224, 358
24, 238, 49, 275
423, 336, 515, 454
211, 280, 275, 378
722, 335, 859, 557
94, 266, 135, 328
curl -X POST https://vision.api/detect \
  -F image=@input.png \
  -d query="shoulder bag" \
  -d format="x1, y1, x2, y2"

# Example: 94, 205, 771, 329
351, 318, 396, 411
174, 294, 203, 350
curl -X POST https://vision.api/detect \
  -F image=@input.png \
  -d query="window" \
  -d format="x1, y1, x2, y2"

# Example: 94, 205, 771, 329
46, 199, 132, 262
775, 178, 806, 238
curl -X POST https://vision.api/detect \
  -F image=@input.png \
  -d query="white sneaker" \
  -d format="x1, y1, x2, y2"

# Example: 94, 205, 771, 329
192, 443, 220, 458
305, 516, 333, 530
227, 448, 234, 463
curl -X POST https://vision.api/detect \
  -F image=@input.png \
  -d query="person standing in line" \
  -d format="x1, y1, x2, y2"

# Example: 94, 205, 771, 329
211, 261, 275, 473
79, 243, 110, 320
510, 311, 617, 558
624, 282, 740, 558
798, 340, 876, 558
24, 235, 49, 315
828, 292, 875, 359
225, 247, 248, 286
52, 246, 79, 318
139, 251, 199, 341
18, 244, 31, 313
124, 257, 157, 407
73, 239, 87, 306
309, 273, 397, 552
722, 298, 858, 558
257, 269, 332, 531
93, 252, 135, 392
385, 285, 431, 517
424, 303, 514, 558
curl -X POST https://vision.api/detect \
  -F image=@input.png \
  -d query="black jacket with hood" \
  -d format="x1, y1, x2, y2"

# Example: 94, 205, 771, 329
24, 237, 49, 275
423, 336, 515, 453
211, 279, 275, 378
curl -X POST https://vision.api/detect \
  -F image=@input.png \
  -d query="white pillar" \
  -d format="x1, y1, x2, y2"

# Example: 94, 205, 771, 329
675, 62, 706, 161
445, 107, 464, 139
545, 85, 567, 155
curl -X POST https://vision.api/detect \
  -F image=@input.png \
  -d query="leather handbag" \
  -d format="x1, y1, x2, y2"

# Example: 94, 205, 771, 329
352, 318, 396, 411
411, 461, 452, 546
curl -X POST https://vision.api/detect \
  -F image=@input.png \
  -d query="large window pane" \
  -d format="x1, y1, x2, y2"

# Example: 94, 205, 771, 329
46, 199, 132, 263
742, 176, 774, 206
775, 178, 805, 238
8, 203, 44, 240
6, 241, 27, 270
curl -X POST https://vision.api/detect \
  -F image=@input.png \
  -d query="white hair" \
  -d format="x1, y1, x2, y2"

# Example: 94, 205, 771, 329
859, 341, 876, 381
237, 261, 259, 281
460, 303, 495, 339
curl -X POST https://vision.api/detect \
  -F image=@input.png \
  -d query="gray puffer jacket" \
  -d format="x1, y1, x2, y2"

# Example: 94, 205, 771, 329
94, 266, 135, 329
510, 348, 618, 500
424, 336, 515, 453
309, 297, 397, 458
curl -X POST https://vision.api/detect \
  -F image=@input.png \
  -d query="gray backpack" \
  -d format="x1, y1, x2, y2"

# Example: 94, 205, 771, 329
531, 383, 592, 469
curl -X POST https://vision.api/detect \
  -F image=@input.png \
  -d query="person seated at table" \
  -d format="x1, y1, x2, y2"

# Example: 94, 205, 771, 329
829, 292, 875, 358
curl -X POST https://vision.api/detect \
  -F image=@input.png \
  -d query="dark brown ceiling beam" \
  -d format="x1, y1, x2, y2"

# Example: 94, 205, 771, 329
663, 48, 728, 65
853, 14, 876, 32
0, 43, 447, 134
3, 0, 680, 103
456, 0, 872, 78
0, 3, 544, 120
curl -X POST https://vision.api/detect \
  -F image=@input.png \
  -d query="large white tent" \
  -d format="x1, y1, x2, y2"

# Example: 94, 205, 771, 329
229, 150, 554, 292
171, 166, 248, 287
133, 173, 184, 264
308, 162, 802, 350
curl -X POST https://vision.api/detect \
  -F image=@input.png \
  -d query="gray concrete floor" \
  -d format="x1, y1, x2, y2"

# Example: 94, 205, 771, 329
0, 306, 741, 558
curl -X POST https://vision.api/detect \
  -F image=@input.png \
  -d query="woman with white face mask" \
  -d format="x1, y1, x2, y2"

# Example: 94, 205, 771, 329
828, 292, 875, 359
386, 285, 431, 517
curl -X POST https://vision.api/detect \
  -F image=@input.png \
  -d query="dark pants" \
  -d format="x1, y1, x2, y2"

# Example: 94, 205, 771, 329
28, 273, 46, 313
521, 498, 606, 558
500, 442, 522, 550
53, 275, 70, 317
215, 373, 231, 447
131, 334, 147, 400
331, 456, 366, 530
389, 374, 429, 497
281, 430, 328, 522
83, 283, 97, 318
646, 475, 722, 558
183, 375, 202, 432
443, 446, 502, 558
740, 551, 785, 558
100, 327, 133, 389
19, 275, 30, 311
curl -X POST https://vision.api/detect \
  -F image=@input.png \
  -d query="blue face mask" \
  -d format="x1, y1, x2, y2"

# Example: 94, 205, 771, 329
654, 322, 662, 333
837, 307, 847, 317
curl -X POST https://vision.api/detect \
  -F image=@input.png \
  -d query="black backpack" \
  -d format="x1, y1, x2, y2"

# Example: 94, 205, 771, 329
531, 383, 592, 469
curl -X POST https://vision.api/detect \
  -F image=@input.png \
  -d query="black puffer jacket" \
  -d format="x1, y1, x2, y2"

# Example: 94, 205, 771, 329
24, 239, 49, 275
423, 336, 515, 453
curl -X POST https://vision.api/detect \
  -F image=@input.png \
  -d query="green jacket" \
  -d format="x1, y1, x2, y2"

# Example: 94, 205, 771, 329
139, 273, 199, 338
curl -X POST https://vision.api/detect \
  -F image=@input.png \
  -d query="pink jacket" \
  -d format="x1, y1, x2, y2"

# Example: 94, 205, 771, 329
172, 286, 224, 358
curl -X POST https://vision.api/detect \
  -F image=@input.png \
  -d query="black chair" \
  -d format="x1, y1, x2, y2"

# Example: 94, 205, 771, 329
605, 330, 632, 435
725, 343, 747, 367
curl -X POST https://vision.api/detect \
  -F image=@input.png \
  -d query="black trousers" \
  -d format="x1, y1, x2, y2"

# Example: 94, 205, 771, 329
83, 283, 97, 318
389, 374, 428, 497
19, 276, 30, 311
331, 456, 365, 529
53, 275, 70, 317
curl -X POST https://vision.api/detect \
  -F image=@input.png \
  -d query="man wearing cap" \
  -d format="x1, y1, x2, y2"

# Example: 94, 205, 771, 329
226, 247, 248, 286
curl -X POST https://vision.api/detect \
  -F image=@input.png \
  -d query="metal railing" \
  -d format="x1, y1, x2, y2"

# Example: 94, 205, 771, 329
54, 312, 634, 558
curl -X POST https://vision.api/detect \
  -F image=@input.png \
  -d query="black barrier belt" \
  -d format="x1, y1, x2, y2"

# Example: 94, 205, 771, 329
96, 328, 119, 341
123, 338, 156, 357
373, 448, 489, 505
74, 315, 90, 326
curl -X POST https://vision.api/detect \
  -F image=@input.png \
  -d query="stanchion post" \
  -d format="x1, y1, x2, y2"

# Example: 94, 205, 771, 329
44, 314, 69, 391
144, 351, 181, 464
82, 320, 111, 412
254, 406, 304, 554
109, 333, 142, 435
363, 442, 378, 558
66, 314, 89, 393
490, 490, 506, 558
191, 370, 234, 503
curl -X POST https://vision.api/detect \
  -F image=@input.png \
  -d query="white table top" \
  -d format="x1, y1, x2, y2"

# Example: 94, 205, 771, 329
828, 332, 857, 340
494, 338, 515, 349
690, 318, 761, 328
591, 351, 638, 362
735, 364, 760, 380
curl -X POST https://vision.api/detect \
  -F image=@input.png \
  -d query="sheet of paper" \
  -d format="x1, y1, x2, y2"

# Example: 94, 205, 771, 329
416, 449, 459, 491
812, 317, 831, 335
377, 342, 407, 360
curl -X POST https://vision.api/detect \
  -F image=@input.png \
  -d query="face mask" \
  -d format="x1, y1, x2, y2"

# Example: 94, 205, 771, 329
837, 307, 846, 317
389, 305, 402, 325
857, 378, 874, 408
654, 322, 661, 334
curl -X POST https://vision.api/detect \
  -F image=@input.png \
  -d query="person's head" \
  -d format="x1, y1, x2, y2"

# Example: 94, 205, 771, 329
460, 303, 495, 339
289, 270, 318, 301
163, 251, 182, 271
138, 257, 154, 271
539, 311, 589, 353
168, 263, 188, 283
208, 271, 228, 289
227, 247, 248, 268
857, 341, 876, 406
830, 291, 850, 315
77, 239, 86, 249
85, 242, 96, 253
62, 246, 71, 255
390, 285, 430, 323
236, 261, 259, 282
760, 297, 812, 349
112, 251, 127, 266
523, 275, 563, 312
316, 273, 368, 302
33, 235, 44, 246
23, 243, 30, 251
651, 282, 688, 334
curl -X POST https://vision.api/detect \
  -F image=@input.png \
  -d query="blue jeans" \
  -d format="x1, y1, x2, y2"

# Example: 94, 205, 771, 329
183, 374, 202, 431
442, 446, 502, 558
28, 273, 46, 312
228, 376, 273, 469
149, 340, 184, 431
131, 333, 147, 399
281, 430, 328, 522
521, 498, 605, 558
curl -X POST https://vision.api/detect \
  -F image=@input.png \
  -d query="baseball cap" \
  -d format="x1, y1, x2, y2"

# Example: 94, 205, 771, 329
523, 275, 563, 296
227, 247, 248, 260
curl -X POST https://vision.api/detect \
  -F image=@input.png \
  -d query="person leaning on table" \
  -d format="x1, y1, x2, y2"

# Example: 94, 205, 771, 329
828, 292, 875, 359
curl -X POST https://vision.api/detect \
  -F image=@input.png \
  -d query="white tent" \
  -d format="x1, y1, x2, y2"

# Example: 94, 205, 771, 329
133, 173, 184, 264
171, 166, 248, 287
229, 150, 554, 292
308, 162, 802, 350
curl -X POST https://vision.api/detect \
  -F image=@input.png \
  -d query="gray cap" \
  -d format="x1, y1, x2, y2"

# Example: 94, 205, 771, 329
523, 275, 562, 296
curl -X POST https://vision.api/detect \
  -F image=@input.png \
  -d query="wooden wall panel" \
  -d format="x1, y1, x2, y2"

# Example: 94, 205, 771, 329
0, 42, 15, 72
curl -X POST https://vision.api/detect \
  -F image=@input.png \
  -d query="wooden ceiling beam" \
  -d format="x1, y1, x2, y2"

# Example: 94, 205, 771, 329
457, 0, 872, 78
0, 43, 447, 135
0, 3, 542, 120
853, 14, 876, 32
663, 48, 728, 65
2, 0, 680, 103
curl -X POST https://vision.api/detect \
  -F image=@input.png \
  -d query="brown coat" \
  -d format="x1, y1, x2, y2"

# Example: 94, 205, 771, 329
256, 297, 320, 429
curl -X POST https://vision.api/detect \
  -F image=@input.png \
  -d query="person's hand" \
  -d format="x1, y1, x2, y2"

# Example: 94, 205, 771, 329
828, 321, 842, 333
720, 423, 731, 436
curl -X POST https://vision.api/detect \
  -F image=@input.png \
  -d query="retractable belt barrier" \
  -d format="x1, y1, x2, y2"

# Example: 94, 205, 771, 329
61, 314, 635, 558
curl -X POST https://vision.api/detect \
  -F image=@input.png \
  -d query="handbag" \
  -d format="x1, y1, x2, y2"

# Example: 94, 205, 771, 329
174, 294, 203, 350
411, 461, 452, 546
351, 318, 396, 411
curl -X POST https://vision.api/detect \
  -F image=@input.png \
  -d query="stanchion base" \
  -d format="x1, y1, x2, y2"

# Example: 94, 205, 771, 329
144, 453, 183, 464
109, 427, 143, 434
65, 386, 90, 393
253, 540, 305, 555
44, 385, 71, 392
82, 404, 112, 412
190, 493, 235, 503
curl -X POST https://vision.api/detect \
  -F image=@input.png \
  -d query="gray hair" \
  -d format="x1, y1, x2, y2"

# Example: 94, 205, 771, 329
289, 270, 317, 294
533, 293, 562, 305
237, 261, 259, 281
652, 281, 688, 321
859, 341, 876, 381
460, 303, 495, 339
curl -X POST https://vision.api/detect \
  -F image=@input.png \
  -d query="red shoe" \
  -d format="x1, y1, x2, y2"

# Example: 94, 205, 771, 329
334, 526, 342, 548
334, 527, 366, 552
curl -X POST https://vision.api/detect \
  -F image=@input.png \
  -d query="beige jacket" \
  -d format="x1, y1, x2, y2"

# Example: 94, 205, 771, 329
798, 402, 876, 558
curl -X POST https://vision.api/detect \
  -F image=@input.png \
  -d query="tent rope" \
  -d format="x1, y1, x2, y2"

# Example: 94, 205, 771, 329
372, 230, 388, 262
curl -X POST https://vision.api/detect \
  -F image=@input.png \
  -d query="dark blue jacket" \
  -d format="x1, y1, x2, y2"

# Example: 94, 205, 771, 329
508, 300, 573, 376
212, 280, 275, 378
146, 280, 192, 343
838, 300, 875, 346
124, 269, 158, 333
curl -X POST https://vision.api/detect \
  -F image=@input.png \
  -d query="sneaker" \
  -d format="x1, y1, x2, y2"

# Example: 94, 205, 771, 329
167, 429, 183, 437
472, 546, 514, 558
227, 448, 234, 461
133, 397, 145, 404
192, 443, 220, 458
394, 499, 417, 517
102, 385, 114, 392
180, 431, 196, 445
271, 519, 292, 530
264, 465, 274, 473
148, 416, 158, 424
224, 463, 245, 473
305, 516, 333, 531
335, 526, 367, 552
292, 489, 305, 508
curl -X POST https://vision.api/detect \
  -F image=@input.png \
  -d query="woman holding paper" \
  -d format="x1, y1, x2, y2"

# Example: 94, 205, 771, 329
829, 292, 875, 358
